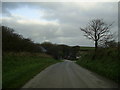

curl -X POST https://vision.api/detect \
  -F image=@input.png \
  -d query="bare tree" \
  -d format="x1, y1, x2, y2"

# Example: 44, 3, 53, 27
80, 19, 113, 51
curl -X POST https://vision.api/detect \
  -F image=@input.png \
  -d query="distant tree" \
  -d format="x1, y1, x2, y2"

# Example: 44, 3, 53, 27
104, 40, 118, 48
41, 42, 59, 59
41, 42, 80, 60
58, 44, 71, 59
70, 46, 80, 60
98, 32, 117, 48
80, 19, 113, 51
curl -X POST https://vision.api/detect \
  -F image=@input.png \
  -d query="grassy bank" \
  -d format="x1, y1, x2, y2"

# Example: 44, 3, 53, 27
3, 52, 60, 88
76, 48, 119, 83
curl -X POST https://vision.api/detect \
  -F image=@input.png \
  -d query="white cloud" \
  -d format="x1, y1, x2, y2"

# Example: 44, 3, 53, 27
2, 2, 118, 46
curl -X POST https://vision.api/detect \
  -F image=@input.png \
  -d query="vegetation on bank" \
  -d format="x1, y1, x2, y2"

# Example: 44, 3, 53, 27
2, 26, 62, 88
76, 47, 119, 83
2, 26, 42, 53
3, 53, 60, 88
2, 23, 119, 89
77, 19, 119, 83
2, 26, 80, 60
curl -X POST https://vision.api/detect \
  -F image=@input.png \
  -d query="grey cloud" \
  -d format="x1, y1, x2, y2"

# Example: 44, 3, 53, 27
41, 2, 117, 24
2, 2, 63, 16
2, 16, 92, 46
50, 36, 94, 46
2, 2, 21, 16
2, 2, 118, 46
2, 17, 59, 39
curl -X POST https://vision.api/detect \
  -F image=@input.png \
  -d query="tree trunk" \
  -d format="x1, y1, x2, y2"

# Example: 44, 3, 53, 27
92, 40, 98, 60
95, 40, 98, 52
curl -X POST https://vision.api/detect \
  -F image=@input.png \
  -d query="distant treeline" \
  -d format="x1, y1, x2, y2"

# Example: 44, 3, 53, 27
41, 42, 80, 60
2, 26, 80, 60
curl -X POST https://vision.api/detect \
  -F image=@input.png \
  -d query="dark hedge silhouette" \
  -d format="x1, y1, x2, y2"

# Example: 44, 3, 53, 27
2, 26, 42, 53
2, 26, 80, 60
41, 42, 80, 60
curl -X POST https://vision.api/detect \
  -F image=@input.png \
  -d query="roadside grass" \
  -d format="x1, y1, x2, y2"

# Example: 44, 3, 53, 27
3, 52, 60, 88
76, 48, 119, 83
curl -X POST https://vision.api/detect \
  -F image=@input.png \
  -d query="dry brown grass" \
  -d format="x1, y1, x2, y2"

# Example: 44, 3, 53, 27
3, 52, 52, 58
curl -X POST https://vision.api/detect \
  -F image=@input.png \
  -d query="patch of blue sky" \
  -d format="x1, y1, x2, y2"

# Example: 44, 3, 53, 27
8, 6, 58, 23
9, 6, 43, 20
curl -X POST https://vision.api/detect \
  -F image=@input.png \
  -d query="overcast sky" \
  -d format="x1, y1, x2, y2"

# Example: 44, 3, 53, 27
2, 2, 118, 46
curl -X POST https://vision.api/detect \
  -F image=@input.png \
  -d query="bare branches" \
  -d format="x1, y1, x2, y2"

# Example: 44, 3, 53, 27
80, 27, 95, 40
80, 19, 113, 48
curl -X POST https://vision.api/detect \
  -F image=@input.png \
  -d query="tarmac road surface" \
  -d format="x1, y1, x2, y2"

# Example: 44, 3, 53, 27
22, 60, 118, 88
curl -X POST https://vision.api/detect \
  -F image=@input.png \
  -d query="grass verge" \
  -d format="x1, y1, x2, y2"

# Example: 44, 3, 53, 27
76, 48, 119, 83
3, 52, 60, 88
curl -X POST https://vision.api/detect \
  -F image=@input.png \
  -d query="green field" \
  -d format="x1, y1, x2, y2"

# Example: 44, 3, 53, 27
3, 52, 60, 88
80, 46, 95, 49
77, 47, 119, 83
80, 46, 95, 51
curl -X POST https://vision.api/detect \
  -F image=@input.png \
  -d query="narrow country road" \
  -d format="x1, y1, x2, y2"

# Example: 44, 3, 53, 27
22, 60, 118, 88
